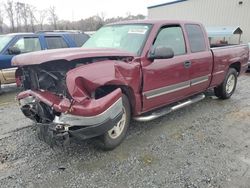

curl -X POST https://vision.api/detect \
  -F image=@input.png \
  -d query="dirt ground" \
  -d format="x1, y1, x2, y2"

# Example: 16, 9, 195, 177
0, 75, 250, 188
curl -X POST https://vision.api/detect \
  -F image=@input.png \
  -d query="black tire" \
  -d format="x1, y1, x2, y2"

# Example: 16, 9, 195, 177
214, 68, 237, 99
96, 94, 131, 150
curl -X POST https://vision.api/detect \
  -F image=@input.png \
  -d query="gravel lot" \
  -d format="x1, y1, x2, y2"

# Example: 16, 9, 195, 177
0, 75, 250, 188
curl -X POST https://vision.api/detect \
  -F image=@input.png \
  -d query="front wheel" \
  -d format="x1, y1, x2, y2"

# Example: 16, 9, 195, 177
96, 94, 131, 150
214, 68, 237, 99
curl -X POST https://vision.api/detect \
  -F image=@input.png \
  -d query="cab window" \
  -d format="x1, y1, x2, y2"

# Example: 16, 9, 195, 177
153, 26, 186, 56
45, 36, 68, 49
185, 24, 206, 53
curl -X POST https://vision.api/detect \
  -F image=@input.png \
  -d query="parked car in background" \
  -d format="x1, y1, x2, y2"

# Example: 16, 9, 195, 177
14, 20, 249, 150
0, 31, 89, 90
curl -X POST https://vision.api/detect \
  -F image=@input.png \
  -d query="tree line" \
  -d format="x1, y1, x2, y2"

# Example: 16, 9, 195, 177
0, 0, 146, 34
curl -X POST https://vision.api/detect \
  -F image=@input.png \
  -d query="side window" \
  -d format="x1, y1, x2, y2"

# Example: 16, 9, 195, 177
153, 26, 186, 56
185, 24, 206, 53
45, 36, 68, 49
13, 37, 41, 53
69, 34, 90, 47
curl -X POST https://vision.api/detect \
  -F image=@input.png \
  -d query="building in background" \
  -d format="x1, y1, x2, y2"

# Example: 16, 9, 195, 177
148, 0, 250, 43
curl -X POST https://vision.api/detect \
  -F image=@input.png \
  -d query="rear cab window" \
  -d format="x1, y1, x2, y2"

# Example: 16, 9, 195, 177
185, 24, 206, 53
153, 25, 186, 56
45, 36, 68, 49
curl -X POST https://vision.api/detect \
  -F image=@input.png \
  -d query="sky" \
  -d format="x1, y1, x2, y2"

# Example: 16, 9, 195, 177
3, 0, 173, 21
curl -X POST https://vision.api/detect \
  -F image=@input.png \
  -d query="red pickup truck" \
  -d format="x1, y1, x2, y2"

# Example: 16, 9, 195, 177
13, 20, 249, 150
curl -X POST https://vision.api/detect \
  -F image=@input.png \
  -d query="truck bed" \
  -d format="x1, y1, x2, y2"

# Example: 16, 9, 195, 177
210, 44, 249, 88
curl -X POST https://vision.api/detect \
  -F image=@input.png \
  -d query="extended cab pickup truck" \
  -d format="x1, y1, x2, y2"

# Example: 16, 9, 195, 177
13, 20, 249, 150
0, 31, 89, 90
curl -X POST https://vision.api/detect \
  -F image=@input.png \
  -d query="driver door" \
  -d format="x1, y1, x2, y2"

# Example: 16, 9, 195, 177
142, 25, 191, 112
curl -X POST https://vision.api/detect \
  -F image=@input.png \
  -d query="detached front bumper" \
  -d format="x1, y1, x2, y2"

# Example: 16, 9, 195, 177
17, 89, 123, 145
37, 98, 123, 145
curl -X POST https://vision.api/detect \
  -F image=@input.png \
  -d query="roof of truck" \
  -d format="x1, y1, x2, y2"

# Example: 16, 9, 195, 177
108, 19, 202, 26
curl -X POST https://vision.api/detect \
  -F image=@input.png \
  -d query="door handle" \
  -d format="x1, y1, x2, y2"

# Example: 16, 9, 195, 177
183, 61, 192, 68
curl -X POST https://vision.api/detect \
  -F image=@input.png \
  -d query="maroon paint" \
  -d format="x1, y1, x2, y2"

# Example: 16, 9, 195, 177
12, 48, 135, 66
15, 20, 249, 117
17, 88, 122, 116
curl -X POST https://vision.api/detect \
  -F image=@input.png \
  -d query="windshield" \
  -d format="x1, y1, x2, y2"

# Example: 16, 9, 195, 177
82, 24, 151, 55
0, 35, 14, 52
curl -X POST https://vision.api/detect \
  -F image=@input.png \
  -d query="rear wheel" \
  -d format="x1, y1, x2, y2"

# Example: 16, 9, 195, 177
96, 94, 131, 150
214, 68, 237, 99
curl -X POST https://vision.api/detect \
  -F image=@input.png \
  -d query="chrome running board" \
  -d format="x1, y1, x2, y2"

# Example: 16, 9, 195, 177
134, 93, 205, 122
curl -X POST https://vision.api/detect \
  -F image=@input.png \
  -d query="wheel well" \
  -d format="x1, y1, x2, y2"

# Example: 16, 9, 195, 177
229, 62, 241, 74
94, 85, 135, 115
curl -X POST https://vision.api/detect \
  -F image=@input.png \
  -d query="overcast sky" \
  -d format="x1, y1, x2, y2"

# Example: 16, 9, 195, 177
5, 0, 173, 21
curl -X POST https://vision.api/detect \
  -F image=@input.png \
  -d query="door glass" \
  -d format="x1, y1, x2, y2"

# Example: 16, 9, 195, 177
13, 37, 41, 53
45, 36, 68, 49
0, 35, 14, 52
153, 26, 186, 55
185, 24, 206, 53
69, 33, 90, 47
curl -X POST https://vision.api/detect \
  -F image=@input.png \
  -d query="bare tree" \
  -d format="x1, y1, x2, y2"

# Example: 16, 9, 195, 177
15, 2, 22, 32
99, 12, 106, 22
38, 9, 47, 30
28, 5, 37, 32
19, 3, 30, 32
0, 6, 4, 33
48, 6, 58, 30
5, 0, 15, 32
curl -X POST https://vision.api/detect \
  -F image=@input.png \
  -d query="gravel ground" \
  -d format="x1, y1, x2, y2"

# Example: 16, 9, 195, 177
0, 75, 250, 188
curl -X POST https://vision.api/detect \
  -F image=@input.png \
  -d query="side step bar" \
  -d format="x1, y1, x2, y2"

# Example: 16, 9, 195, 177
134, 93, 205, 122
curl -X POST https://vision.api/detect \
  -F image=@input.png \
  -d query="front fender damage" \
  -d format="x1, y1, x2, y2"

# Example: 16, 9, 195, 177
17, 88, 123, 146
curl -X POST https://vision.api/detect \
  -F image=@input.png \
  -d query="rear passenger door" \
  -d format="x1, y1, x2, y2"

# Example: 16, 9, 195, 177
44, 36, 69, 49
185, 24, 213, 94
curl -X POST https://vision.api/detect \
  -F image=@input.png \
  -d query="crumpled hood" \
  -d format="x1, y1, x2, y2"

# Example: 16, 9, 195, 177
12, 47, 135, 66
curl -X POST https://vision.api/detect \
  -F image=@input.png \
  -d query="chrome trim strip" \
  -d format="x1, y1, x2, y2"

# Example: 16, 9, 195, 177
144, 81, 190, 99
213, 70, 225, 76
144, 75, 210, 99
191, 75, 209, 86
55, 97, 123, 126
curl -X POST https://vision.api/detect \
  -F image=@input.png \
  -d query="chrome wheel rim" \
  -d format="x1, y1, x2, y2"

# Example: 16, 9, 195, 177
226, 74, 236, 94
108, 107, 126, 139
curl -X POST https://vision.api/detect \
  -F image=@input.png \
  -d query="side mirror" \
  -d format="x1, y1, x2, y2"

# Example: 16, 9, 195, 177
148, 46, 174, 61
8, 47, 21, 55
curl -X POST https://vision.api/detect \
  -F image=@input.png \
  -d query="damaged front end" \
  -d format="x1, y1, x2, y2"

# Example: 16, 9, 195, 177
18, 88, 123, 146
13, 48, 138, 147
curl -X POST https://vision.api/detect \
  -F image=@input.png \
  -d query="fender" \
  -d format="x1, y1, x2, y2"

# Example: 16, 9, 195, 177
66, 60, 142, 113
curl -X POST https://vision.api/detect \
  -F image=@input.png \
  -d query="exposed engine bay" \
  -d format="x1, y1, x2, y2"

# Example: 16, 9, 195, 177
17, 56, 132, 124
19, 57, 130, 95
